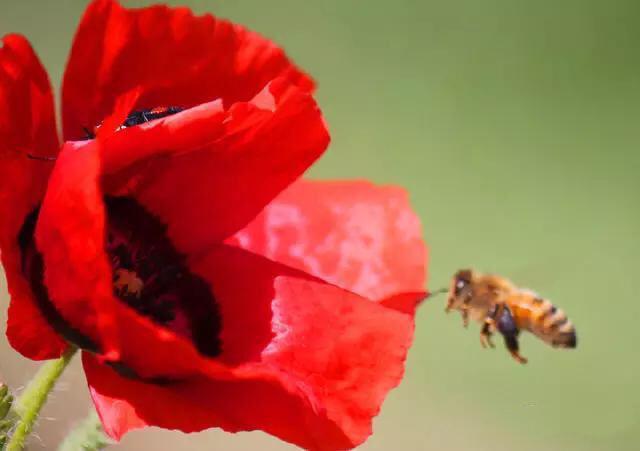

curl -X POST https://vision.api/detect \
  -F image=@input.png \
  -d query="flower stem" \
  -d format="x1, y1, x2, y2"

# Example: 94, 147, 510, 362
6, 346, 78, 451
58, 409, 111, 451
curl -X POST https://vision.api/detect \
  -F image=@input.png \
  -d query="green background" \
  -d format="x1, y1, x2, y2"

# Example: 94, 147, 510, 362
1, 1, 639, 450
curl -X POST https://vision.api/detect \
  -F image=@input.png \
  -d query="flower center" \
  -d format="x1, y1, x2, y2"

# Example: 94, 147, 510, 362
18, 197, 222, 359
104, 196, 221, 357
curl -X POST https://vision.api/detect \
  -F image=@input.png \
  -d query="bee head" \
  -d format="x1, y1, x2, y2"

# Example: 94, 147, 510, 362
445, 269, 473, 312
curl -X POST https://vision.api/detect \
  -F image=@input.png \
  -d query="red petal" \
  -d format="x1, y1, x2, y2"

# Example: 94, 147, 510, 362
37, 76, 327, 368
189, 245, 286, 366
85, 247, 417, 449
0, 34, 59, 158
228, 179, 427, 301
39, 155, 417, 447
62, 0, 314, 140
193, 246, 418, 446
35, 140, 115, 354
95, 88, 141, 139
26, 138, 243, 378
34, 139, 219, 373
101, 81, 329, 254
378, 291, 427, 315
263, 276, 416, 446
5, 283, 67, 360
84, 353, 351, 449
0, 34, 65, 359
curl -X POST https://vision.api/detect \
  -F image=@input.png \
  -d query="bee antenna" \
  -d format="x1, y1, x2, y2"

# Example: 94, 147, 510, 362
425, 287, 448, 299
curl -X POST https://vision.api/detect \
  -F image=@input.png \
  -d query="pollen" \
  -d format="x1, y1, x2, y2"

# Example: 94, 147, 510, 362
113, 268, 144, 299
104, 196, 222, 357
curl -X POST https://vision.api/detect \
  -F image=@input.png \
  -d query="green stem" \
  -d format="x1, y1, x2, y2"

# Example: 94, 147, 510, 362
58, 409, 111, 451
6, 346, 78, 451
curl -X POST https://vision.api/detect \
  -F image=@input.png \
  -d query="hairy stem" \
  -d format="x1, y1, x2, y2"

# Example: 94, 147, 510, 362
6, 346, 78, 451
58, 409, 111, 451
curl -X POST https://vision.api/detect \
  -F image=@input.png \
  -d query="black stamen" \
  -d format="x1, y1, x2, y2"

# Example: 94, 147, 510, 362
17, 195, 222, 363
104, 196, 222, 357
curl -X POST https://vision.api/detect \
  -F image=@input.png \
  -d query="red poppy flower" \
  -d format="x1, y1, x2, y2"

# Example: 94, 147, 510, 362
0, 1, 427, 449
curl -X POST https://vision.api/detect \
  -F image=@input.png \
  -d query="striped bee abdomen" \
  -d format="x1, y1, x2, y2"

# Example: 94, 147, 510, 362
510, 294, 577, 349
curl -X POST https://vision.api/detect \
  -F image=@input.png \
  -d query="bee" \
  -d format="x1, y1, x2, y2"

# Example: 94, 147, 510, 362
443, 269, 577, 364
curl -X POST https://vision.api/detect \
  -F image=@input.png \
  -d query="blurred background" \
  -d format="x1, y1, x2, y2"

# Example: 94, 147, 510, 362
1, 0, 639, 449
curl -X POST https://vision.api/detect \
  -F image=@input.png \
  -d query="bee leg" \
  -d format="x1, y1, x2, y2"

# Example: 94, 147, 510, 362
445, 296, 453, 313
480, 304, 499, 348
461, 307, 469, 328
480, 321, 495, 348
504, 335, 528, 364
460, 292, 473, 328
496, 305, 528, 364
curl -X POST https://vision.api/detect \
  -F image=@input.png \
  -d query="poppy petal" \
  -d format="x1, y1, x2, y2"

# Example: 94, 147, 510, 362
62, 0, 313, 140
85, 247, 417, 449
378, 291, 428, 315
34, 140, 115, 355
101, 80, 329, 254
34, 138, 223, 375
39, 136, 418, 447
228, 179, 427, 301
84, 353, 351, 450
37, 82, 328, 375
0, 34, 64, 359
263, 275, 417, 447
191, 245, 418, 448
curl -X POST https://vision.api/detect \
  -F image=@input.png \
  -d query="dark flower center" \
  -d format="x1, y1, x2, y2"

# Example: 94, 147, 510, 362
104, 196, 221, 357
18, 197, 222, 360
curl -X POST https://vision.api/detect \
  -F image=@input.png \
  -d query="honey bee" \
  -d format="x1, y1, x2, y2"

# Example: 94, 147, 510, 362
443, 269, 577, 364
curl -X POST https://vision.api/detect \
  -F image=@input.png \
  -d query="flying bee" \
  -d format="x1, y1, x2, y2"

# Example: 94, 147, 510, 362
442, 269, 577, 364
